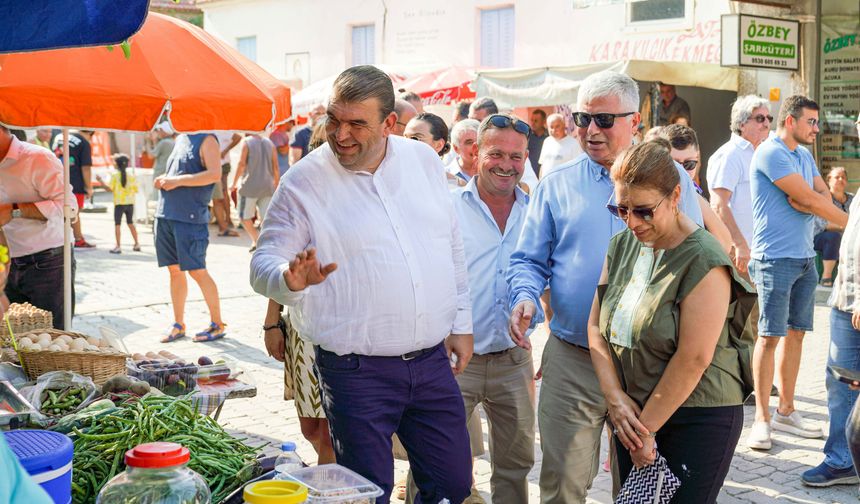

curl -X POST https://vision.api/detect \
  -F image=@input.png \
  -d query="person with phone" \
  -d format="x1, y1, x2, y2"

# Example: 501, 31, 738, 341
802, 186, 860, 487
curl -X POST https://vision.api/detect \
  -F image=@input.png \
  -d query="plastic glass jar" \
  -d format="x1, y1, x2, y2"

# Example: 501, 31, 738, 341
97, 442, 211, 504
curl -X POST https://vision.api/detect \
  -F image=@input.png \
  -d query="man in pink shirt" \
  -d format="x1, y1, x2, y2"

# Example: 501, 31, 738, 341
0, 126, 77, 329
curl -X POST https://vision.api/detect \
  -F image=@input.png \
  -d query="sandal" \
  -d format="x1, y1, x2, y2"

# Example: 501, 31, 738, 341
109, 247, 122, 254
133, 244, 141, 252
161, 323, 186, 343
821, 277, 834, 287
217, 229, 240, 237
194, 322, 227, 342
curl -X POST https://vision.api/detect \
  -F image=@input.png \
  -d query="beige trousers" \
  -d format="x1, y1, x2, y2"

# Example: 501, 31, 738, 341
457, 346, 536, 504
538, 335, 607, 504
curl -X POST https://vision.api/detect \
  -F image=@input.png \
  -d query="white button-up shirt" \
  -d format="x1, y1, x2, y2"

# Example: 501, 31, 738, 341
0, 138, 77, 258
250, 135, 472, 356
452, 178, 530, 354
706, 134, 755, 245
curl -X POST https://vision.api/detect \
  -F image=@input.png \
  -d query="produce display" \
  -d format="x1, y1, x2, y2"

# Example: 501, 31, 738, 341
16, 332, 116, 353
40, 386, 89, 416
128, 351, 234, 396
27, 371, 98, 418
70, 394, 260, 504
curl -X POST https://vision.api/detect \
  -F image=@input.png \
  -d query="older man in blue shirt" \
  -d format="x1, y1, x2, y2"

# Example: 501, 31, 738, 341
452, 113, 535, 504
506, 71, 703, 503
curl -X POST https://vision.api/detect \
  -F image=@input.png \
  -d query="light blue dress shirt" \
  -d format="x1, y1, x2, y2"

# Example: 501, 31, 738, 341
452, 178, 530, 354
507, 153, 703, 348
750, 135, 817, 260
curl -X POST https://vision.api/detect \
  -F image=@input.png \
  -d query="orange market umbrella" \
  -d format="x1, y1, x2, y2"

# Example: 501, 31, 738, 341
0, 12, 291, 329
398, 66, 477, 107
0, 12, 291, 132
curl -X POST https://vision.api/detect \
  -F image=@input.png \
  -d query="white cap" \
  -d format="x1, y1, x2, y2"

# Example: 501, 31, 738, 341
156, 122, 174, 135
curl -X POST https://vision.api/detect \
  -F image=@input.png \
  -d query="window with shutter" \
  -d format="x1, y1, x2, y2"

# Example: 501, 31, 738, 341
351, 25, 375, 66
237, 36, 257, 62
480, 7, 514, 68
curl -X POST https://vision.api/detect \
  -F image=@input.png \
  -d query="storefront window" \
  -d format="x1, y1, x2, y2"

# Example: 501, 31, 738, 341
629, 0, 685, 23
817, 0, 860, 184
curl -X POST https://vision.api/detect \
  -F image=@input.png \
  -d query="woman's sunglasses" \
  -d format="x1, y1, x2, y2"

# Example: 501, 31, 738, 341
572, 111, 636, 129
487, 114, 531, 137
752, 114, 773, 124
606, 194, 669, 222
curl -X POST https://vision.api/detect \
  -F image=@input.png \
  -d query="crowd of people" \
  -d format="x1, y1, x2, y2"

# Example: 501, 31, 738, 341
2, 62, 860, 503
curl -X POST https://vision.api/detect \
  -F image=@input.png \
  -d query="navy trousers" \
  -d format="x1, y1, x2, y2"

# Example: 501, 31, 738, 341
315, 343, 472, 504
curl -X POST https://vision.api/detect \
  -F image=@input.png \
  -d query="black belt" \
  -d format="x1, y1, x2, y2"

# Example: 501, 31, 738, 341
317, 342, 441, 361
554, 334, 590, 352
11, 246, 64, 265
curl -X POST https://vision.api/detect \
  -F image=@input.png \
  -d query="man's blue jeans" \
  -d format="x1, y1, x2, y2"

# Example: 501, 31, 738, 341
824, 308, 860, 469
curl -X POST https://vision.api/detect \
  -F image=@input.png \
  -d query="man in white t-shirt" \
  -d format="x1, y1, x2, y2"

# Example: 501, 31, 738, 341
707, 95, 772, 274
538, 113, 583, 177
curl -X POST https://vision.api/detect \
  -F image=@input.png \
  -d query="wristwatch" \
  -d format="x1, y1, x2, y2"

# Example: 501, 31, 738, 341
10, 203, 21, 219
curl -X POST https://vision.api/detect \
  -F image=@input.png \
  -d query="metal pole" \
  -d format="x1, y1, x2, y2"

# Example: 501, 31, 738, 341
62, 129, 72, 330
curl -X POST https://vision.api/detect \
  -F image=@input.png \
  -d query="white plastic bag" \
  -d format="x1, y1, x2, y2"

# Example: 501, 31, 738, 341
26, 370, 98, 417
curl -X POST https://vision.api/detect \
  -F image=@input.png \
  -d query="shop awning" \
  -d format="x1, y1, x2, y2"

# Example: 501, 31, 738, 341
471, 60, 740, 108
0, 0, 149, 53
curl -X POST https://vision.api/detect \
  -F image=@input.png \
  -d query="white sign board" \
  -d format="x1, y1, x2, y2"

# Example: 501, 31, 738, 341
721, 14, 799, 71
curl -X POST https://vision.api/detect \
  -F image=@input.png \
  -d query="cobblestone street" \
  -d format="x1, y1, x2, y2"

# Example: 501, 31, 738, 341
70, 194, 858, 503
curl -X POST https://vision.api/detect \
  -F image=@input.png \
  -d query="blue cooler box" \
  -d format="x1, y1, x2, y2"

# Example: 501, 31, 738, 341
4, 430, 73, 504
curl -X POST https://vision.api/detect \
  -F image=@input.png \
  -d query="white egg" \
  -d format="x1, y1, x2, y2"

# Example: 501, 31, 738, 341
57, 335, 73, 343
69, 339, 87, 351
47, 344, 62, 351
38, 339, 53, 350
56, 341, 70, 351
86, 336, 101, 347
18, 337, 33, 346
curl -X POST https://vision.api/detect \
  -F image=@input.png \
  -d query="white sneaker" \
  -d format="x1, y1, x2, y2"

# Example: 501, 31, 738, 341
747, 420, 772, 450
772, 410, 824, 439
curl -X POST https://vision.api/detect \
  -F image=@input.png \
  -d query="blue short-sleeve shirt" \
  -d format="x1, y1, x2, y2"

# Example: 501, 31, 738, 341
750, 136, 817, 260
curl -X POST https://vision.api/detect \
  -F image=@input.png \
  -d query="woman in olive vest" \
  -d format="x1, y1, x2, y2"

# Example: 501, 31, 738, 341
587, 139, 755, 502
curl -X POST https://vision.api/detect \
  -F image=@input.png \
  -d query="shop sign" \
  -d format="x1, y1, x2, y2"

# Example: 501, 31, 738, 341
721, 14, 799, 70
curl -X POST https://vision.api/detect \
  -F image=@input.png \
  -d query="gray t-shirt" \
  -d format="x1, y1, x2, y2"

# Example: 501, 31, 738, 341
238, 135, 276, 199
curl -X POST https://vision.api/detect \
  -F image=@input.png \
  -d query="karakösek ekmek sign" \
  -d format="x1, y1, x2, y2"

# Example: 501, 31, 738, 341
721, 14, 800, 71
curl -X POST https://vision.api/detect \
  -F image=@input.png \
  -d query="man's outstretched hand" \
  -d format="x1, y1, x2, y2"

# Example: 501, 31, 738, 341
283, 248, 337, 291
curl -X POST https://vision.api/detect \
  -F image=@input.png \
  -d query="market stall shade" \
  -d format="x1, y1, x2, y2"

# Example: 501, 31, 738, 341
0, 0, 148, 53
398, 66, 477, 106
0, 12, 292, 133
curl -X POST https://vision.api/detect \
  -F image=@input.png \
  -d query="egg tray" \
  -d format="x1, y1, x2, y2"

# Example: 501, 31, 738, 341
14, 329, 129, 386
0, 302, 53, 344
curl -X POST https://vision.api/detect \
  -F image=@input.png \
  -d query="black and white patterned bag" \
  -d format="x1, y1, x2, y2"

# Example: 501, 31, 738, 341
615, 453, 681, 504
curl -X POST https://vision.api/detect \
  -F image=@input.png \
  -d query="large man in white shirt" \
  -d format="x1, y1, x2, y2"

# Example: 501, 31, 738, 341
250, 65, 474, 504
538, 113, 583, 177
707, 95, 772, 273
452, 114, 536, 504
0, 126, 77, 328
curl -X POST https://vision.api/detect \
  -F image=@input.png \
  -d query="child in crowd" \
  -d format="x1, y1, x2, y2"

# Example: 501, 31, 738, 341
97, 154, 141, 254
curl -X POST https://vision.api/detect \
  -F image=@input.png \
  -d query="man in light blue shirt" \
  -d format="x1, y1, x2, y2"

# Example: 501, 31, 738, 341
452, 113, 535, 504
506, 71, 703, 503
746, 95, 849, 453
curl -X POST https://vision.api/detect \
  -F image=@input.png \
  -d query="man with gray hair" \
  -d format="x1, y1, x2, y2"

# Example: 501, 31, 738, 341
392, 98, 417, 137
507, 70, 703, 503
538, 113, 583, 177
446, 118, 480, 184
469, 97, 499, 121
707, 95, 772, 274
251, 65, 473, 504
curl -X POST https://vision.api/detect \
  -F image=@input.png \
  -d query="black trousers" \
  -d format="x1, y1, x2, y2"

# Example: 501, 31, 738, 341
5, 246, 75, 330
615, 405, 743, 503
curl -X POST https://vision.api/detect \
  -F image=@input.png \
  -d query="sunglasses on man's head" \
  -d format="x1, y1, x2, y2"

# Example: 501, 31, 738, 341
681, 160, 698, 172
572, 112, 636, 129
751, 114, 773, 124
486, 114, 531, 137
606, 194, 669, 222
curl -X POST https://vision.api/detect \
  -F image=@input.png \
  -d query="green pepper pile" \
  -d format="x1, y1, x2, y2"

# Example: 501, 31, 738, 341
41, 386, 89, 416
70, 394, 260, 503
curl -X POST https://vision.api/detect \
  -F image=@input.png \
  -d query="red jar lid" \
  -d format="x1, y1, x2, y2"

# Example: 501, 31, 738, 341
125, 442, 190, 468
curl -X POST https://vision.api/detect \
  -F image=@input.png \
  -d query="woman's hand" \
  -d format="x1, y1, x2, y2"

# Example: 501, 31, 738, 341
630, 435, 657, 468
264, 327, 286, 362
606, 390, 649, 451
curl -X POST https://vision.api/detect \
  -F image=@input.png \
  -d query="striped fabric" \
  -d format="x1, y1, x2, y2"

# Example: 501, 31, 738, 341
828, 196, 860, 312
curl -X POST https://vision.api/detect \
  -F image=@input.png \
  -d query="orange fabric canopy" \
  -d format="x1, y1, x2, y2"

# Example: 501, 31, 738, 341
0, 12, 290, 133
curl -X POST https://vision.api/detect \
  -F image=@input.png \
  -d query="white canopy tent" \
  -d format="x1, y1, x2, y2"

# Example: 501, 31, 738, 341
470, 60, 740, 109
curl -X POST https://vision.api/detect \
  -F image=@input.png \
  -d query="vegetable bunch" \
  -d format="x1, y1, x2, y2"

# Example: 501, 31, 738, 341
40, 386, 88, 416
71, 394, 260, 504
